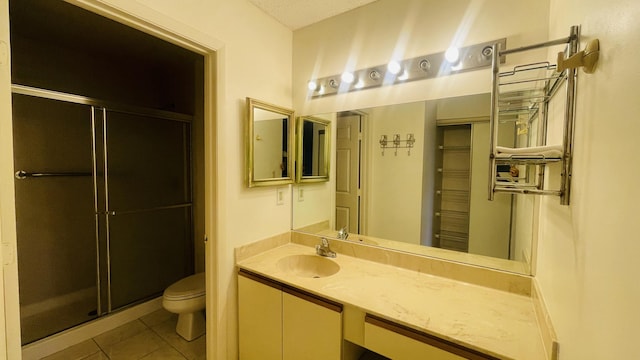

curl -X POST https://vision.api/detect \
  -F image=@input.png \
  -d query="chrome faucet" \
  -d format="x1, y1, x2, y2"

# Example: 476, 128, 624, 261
337, 226, 349, 240
316, 237, 337, 258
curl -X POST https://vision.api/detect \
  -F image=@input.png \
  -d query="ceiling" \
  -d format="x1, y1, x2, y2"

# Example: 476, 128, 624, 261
248, 0, 380, 30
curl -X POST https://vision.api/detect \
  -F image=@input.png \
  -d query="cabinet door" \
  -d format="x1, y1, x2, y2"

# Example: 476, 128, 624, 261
238, 274, 282, 360
283, 290, 342, 360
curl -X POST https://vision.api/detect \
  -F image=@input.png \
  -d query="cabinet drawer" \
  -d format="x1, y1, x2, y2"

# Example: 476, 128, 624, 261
364, 315, 497, 360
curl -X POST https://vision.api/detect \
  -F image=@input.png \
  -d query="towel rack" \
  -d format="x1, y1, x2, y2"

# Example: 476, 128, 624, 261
15, 170, 92, 179
488, 25, 586, 205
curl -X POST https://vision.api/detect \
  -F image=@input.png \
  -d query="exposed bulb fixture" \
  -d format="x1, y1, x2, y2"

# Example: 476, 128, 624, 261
387, 60, 402, 75
445, 47, 460, 63
306, 38, 505, 98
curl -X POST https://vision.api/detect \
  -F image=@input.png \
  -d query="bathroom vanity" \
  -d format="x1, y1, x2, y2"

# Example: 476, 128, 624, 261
236, 232, 556, 360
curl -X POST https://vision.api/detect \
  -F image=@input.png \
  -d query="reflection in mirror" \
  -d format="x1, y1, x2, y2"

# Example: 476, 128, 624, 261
246, 98, 295, 187
292, 94, 537, 274
297, 116, 330, 183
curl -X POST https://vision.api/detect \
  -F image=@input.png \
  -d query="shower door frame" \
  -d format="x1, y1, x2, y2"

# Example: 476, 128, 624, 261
12, 84, 194, 322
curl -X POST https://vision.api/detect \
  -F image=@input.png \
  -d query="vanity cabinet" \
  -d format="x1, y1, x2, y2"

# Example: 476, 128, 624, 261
238, 269, 343, 360
238, 272, 283, 360
364, 315, 498, 360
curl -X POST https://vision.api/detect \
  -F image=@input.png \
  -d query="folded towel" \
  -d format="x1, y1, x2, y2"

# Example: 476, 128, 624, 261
496, 145, 563, 158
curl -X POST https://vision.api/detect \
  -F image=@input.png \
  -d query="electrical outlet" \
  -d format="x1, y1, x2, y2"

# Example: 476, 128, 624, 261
298, 187, 304, 201
276, 187, 285, 205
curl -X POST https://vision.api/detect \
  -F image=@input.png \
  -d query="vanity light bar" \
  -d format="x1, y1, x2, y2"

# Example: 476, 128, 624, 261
308, 38, 507, 98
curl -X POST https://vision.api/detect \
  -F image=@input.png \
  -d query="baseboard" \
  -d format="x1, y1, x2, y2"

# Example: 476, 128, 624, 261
21, 297, 163, 360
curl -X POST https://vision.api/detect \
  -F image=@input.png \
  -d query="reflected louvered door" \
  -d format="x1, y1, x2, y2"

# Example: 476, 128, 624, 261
434, 125, 471, 252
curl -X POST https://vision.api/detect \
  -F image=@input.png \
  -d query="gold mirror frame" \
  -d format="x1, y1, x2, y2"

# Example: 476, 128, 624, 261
246, 97, 295, 187
296, 116, 331, 183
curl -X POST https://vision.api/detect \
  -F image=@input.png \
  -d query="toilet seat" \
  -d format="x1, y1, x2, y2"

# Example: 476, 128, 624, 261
164, 272, 205, 301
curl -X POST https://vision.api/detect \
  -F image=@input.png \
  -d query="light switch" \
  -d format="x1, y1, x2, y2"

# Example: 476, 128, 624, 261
298, 187, 304, 202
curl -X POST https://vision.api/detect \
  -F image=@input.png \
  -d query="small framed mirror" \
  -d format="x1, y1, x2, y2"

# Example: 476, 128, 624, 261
246, 97, 295, 187
296, 116, 330, 183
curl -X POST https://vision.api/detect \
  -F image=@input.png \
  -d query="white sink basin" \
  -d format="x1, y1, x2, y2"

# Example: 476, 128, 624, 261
276, 254, 340, 278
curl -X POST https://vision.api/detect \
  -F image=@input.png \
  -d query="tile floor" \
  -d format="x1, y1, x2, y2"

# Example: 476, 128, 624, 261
40, 309, 206, 360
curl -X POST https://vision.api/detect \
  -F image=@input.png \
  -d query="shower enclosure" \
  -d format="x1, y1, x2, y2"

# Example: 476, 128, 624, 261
12, 86, 194, 345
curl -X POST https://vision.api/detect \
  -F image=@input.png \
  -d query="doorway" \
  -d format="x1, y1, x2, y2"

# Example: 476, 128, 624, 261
335, 112, 363, 235
8, 0, 207, 346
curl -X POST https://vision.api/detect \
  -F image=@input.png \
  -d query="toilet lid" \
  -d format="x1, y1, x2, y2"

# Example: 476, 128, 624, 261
164, 272, 205, 300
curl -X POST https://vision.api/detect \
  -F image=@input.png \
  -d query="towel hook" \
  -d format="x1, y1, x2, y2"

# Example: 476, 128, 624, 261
557, 39, 600, 74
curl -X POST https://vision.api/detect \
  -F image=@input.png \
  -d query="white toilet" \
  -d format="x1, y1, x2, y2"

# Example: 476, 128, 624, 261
162, 272, 206, 341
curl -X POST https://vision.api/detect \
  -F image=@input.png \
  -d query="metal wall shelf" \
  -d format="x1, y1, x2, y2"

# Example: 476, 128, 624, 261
488, 26, 580, 205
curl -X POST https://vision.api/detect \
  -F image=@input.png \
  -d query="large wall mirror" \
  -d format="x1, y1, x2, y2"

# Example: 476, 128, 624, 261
246, 97, 295, 187
292, 93, 538, 275
289, 0, 552, 276
296, 116, 330, 183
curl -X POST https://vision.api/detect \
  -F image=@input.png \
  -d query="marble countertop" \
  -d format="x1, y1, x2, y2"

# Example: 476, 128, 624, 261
236, 242, 548, 360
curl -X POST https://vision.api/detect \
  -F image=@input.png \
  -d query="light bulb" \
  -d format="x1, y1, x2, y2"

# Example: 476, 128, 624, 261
307, 80, 318, 91
341, 72, 355, 84
445, 47, 460, 63
387, 61, 402, 75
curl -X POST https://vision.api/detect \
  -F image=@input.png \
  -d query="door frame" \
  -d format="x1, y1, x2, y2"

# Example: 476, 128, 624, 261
0, 1, 221, 358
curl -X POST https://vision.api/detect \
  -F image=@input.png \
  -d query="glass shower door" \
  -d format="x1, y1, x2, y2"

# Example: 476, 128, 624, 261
12, 94, 98, 344
100, 110, 193, 310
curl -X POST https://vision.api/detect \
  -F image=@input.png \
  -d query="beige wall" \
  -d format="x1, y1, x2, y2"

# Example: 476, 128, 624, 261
0, 0, 14, 356
535, 0, 640, 358
365, 101, 426, 244
468, 122, 512, 259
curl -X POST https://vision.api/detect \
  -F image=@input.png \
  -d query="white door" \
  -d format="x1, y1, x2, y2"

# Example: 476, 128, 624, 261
335, 114, 361, 233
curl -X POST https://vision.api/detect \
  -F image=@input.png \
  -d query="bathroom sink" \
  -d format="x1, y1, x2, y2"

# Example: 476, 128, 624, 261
276, 254, 340, 278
